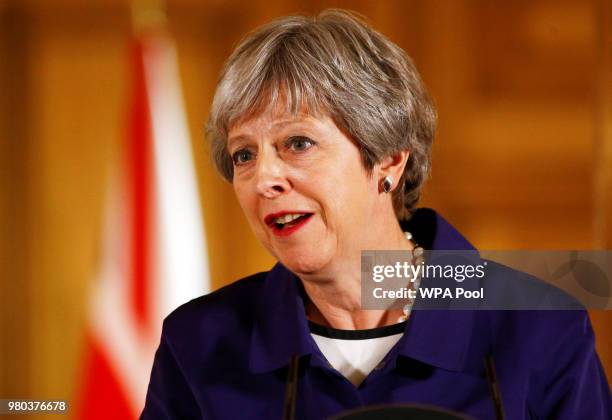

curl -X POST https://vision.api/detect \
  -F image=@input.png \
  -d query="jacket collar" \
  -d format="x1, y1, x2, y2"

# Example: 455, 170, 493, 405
395, 209, 477, 371
249, 263, 315, 373
249, 208, 477, 373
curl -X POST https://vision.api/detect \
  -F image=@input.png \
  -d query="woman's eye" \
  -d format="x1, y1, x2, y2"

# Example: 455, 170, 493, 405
286, 136, 315, 152
232, 149, 255, 165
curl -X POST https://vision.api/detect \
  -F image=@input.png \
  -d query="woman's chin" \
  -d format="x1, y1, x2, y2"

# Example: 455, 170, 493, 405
266, 233, 335, 275
277, 253, 331, 276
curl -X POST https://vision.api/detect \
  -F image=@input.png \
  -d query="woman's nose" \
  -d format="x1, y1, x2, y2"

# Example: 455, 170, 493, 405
254, 151, 291, 199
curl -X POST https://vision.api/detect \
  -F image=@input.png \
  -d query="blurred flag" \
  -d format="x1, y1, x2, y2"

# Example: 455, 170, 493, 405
76, 27, 209, 419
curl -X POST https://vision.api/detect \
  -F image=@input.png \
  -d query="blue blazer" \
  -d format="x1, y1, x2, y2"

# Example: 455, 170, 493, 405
141, 209, 611, 419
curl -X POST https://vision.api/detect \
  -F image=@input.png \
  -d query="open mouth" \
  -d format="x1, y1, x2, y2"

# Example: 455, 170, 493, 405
264, 212, 314, 236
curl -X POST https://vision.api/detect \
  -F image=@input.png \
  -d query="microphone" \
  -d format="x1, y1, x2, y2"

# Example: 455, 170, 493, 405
282, 353, 505, 420
283, 355, 300, 420
484, 354, 505, 420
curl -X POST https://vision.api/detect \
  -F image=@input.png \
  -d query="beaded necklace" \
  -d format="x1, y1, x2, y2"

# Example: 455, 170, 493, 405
397, 231, 424, 323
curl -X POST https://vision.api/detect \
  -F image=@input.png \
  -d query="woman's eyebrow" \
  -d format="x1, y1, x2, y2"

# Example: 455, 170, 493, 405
227, 134, 251, 150
273, 120, 325, 137
228, 117, 322, 149
228, 119, 304, 143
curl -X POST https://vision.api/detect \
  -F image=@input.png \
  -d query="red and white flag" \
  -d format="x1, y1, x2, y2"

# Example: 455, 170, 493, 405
77, 30, 209, 419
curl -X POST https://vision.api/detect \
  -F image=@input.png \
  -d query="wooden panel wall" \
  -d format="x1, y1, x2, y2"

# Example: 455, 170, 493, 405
0, 0, 610, 414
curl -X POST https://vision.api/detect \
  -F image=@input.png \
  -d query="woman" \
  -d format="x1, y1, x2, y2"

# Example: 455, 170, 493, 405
142, 10, 611, 419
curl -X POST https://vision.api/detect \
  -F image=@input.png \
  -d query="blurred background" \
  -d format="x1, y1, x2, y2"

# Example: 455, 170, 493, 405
0, 0, 610, 418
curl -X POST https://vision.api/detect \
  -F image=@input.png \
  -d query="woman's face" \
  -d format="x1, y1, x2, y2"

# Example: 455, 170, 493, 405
228, 108, 382, 276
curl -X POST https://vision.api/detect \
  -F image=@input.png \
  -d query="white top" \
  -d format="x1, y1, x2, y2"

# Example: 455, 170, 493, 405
309, 322, 406, 387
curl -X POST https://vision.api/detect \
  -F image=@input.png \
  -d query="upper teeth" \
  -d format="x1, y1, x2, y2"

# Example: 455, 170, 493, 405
274, 213, 306, 224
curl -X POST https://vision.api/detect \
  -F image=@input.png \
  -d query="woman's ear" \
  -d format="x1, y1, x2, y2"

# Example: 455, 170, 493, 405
377, 150, 410, 191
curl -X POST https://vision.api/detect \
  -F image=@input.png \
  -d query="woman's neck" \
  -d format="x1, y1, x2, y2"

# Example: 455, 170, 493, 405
299, 219, 413, 330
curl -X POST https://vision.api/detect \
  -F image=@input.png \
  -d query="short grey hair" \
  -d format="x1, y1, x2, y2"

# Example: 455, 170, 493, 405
207, 9, 436, 219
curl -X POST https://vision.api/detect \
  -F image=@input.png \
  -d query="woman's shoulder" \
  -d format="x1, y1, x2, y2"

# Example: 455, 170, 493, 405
477, 259, 593, 361
161, 271, 269, 344
473, 304, 595, 382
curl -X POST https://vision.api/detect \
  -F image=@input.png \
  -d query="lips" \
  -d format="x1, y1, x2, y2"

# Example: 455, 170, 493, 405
264, 211, 314, 237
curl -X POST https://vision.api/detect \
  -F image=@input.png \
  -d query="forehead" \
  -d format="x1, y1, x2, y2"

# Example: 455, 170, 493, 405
227, 104, 333, 142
